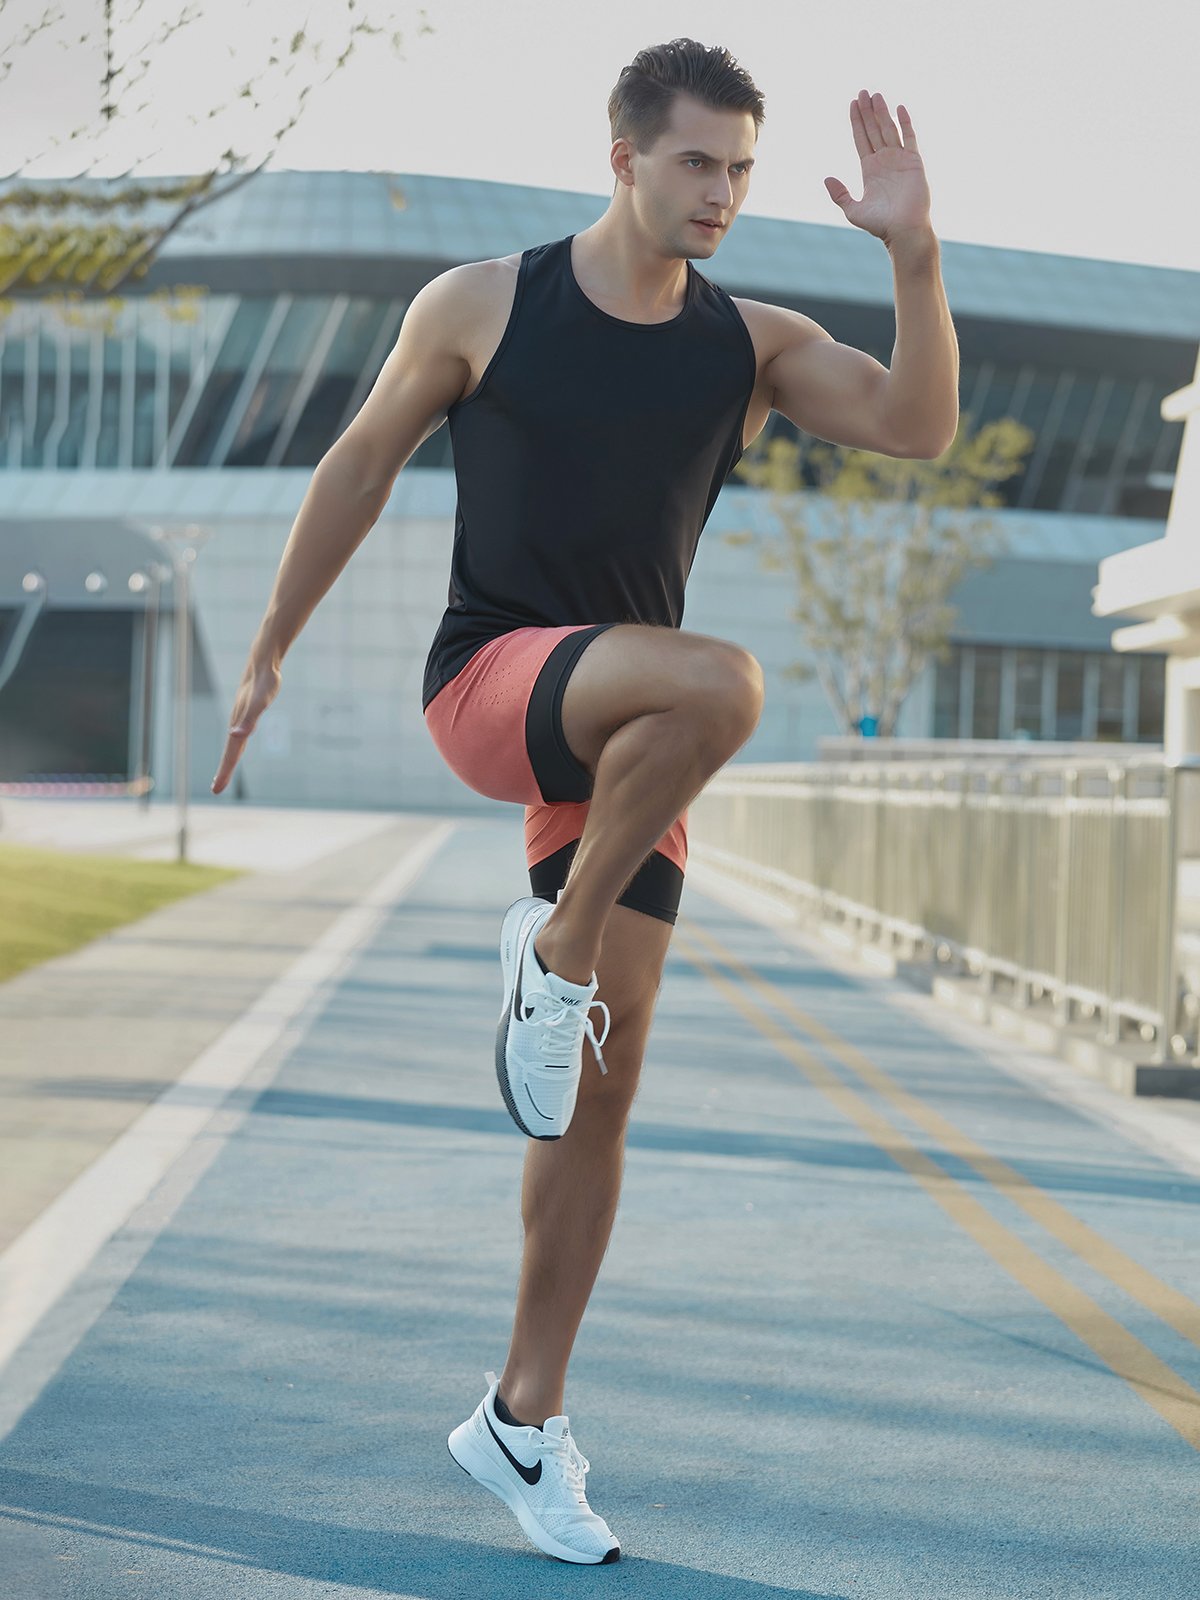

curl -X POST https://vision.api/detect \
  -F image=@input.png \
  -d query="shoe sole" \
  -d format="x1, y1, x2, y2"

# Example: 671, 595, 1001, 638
495, 897, 562, 1142
447, 1420, 620, 1565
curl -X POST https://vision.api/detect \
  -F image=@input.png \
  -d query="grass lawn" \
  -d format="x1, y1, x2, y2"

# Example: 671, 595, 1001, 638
0, 842, 246, 985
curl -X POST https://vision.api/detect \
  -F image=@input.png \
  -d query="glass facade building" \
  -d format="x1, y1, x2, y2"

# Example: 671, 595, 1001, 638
0, 170, 1196, 797
2, 169, 1192, 515
1, 289, 1186, 518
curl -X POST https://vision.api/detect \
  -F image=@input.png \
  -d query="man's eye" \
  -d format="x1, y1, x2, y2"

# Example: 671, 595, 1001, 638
687, 158, 704, 168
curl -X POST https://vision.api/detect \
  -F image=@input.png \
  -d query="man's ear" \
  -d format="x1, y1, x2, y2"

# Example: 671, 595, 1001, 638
610, 138, 636, 190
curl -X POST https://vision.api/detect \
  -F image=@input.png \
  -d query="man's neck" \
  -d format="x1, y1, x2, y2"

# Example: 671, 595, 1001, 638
570, 218, 690, 324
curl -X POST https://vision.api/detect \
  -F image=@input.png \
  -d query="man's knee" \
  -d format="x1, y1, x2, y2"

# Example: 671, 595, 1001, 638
682, 642, 765, 752
558, 624, 764, 779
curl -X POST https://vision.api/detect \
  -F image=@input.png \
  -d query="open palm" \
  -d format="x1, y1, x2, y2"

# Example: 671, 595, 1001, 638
825, 90, 932, 246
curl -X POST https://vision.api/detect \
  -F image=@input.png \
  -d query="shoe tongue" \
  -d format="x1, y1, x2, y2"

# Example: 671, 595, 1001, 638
541, 1414, 569, 1439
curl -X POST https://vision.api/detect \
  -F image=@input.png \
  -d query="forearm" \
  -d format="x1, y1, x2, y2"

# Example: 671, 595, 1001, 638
251, 450, 391, 668
882, 227, 960, 457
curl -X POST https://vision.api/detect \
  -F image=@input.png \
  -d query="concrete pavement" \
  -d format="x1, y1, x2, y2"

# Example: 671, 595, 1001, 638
0, 802, 1198, 1596
0, 801, 472, 1253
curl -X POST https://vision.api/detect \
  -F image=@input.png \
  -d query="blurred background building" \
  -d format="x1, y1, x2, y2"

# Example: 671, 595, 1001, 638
0, 170, 1196, 809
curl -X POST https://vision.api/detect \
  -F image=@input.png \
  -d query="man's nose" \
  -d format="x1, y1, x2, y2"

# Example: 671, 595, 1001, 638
706, 176, 734, 210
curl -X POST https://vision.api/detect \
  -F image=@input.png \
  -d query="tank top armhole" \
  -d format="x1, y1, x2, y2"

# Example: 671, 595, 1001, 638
448, 250, 531, 415
722, 289, 758, 471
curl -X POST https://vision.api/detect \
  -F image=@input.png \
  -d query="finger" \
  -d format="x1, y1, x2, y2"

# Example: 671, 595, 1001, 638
849, 98, 873, 163
824, 175, 852, 207
211, 727, 248, 793
857, 88, 884, 150
897, 102, 919, 154
871, 90, 900, 147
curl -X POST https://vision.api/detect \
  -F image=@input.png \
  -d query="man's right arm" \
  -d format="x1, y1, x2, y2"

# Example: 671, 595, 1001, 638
210, 264, 485, 794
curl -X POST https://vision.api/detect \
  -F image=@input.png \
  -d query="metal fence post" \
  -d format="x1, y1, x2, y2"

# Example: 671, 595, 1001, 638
959, 764, 971, 966
1054, 767, 1077, 1028
1017, 769, 1035, 1009
1101, 765, 1129, 1047
981, 770, 999, 996
1153, 760, 1182, 1065
874, 764, 885, 950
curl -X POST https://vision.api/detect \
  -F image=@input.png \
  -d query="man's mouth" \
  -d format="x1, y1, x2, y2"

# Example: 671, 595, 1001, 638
692, 220, 722, 231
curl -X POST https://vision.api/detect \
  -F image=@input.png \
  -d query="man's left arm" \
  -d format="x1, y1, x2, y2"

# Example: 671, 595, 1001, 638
766, 90, 960, 462
878, 225, 960, 458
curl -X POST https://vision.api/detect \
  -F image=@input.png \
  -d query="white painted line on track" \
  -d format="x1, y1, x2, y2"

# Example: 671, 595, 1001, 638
0, 820, 456, 1435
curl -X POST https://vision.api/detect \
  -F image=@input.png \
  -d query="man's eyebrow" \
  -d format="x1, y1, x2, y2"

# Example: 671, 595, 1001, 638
677, 149, 756, 168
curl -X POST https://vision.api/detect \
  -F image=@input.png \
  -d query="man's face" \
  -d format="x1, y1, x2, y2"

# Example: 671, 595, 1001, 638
618, 93, 757, 259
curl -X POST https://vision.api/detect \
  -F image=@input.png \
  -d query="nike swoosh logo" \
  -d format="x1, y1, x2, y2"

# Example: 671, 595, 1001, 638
484, 1407, 542, 1484
524, 1084, 554, 1121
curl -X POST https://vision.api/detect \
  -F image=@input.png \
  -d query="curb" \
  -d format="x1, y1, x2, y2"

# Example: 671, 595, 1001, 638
823, 921, 1200, 1100
684, 856, 1200, 1103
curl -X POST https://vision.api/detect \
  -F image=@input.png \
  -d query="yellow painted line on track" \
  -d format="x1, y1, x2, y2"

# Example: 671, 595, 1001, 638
673, 920, 1200, 1452
680, 918, 1200, 1355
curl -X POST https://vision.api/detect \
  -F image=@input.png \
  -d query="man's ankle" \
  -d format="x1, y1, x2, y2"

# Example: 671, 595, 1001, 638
533, 923, 596, 988
496, 1381, 556, 1430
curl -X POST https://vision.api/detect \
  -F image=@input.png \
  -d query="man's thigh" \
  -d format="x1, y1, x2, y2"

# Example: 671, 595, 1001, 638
558, 622, 764, 780
569, 901, 675, 1133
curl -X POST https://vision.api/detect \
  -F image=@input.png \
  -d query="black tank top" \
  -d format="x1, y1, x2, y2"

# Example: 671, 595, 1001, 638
421, 233, 757, 710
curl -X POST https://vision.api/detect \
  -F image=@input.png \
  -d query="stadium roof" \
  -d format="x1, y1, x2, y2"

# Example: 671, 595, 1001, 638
7, 169, 1199, 341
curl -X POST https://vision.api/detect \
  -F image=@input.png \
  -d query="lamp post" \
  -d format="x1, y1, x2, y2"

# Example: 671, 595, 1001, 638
128, 561, 171, 810
148, 524, 211, 864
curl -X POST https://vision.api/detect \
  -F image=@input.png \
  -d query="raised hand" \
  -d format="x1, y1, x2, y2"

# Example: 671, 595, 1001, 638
824, 90, 932, 246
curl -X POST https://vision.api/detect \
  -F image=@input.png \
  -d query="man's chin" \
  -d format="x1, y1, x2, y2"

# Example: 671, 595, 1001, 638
682, 227, 720, 257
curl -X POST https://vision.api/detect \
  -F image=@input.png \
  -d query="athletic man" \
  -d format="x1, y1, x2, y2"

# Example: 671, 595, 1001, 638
212, 38, 958, 1565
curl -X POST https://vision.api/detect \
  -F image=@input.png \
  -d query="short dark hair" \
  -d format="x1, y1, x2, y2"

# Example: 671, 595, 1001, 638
608, 38, 765, 155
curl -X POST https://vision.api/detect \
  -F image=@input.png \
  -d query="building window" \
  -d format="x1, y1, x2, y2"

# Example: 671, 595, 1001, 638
1095, 652, 1126, 740
1054, 650, 1085, 739
932, 647, 960, 738
1137, 656, 1165, 741
1013, 648, 1044, 738
0, 608, 135, 779
972, 645, 1002, 739
930, 643, 1164, 743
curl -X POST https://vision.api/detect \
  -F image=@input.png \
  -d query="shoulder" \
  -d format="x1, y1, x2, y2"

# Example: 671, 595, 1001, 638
415, 252, 524, 315
729, 295, 832, 366
401, 252, 526, 363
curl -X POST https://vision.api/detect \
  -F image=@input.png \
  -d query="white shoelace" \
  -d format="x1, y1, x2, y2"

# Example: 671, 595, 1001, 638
520, 987, 612, 1076
542, 1432, 590, 1504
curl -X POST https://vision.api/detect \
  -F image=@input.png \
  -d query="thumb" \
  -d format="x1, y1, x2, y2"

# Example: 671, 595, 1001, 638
824, 175, 856, 214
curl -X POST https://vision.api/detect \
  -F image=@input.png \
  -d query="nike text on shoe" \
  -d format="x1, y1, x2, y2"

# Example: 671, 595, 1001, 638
495, 896, 611, 1140
447, 1371, 620, 1564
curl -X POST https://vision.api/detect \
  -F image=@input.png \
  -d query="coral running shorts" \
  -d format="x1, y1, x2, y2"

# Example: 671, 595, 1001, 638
424, 622, 687, 925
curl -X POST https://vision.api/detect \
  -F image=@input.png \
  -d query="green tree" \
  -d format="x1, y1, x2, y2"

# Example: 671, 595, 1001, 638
726, 413, 1036, 738
0, 0, 433, 327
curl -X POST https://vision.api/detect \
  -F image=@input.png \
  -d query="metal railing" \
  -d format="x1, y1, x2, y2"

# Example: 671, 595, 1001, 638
689, 754, 1200, 1067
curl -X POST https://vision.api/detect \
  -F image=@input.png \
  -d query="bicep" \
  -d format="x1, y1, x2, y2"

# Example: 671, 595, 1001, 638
325, 270, 474, 495
766, 318, 903, 457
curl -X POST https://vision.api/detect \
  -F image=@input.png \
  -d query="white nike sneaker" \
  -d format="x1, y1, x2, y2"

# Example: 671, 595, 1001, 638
447, 1370, 620, 1565
495, 896, 611, 1140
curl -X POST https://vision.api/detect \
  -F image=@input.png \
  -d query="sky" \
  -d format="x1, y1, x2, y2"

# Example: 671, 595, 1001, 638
3, 0, 1198, 274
